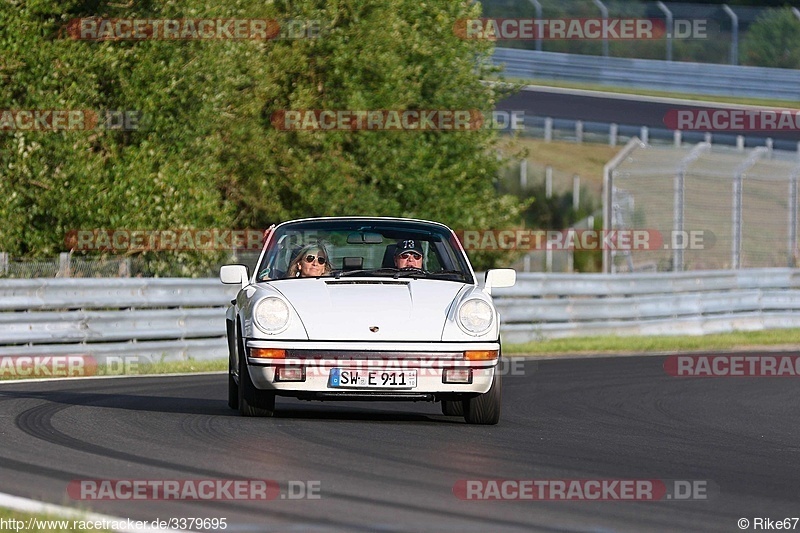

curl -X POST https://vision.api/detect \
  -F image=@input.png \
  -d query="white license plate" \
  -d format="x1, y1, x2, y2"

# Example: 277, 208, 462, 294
329, 368, 417, 389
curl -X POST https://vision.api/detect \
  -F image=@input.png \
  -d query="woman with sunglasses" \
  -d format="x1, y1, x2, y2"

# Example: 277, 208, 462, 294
287, 244, 332, 278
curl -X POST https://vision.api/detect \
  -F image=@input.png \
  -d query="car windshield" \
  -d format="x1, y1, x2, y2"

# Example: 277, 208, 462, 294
255, 219, 473, 284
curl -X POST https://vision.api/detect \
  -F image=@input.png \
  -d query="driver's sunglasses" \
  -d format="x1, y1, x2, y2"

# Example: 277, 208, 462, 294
399, 251, 422, 260
304, 255, 327, 265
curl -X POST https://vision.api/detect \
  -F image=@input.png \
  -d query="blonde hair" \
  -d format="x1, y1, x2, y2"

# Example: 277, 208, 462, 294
287, 243, 332, 277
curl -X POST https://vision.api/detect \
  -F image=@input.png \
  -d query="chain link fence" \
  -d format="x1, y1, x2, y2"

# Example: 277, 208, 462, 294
607, 141, 800, 272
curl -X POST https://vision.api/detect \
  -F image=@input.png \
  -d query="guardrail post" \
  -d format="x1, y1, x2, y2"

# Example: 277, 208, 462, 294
544, 117, 553, 142
766, 138, 773, 156
704, 132, 712, 144
609, 123, 618, 147
674, 130, 681, 147
736, 136, 744, 151
640, 126, 649, 145
575, 120, 583, 143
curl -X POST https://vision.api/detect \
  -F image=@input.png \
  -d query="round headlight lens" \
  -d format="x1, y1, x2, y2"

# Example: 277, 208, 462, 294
253, 297, 290, 333
458, 299, 493, 334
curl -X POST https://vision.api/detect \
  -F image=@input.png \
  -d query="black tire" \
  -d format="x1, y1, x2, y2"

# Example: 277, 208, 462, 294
237, 324, 275, 417
463, 372, 501, 425
227, 356, 239, 410
441, 399, 464, 416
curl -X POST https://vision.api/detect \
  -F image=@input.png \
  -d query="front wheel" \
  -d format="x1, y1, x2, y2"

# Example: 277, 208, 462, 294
237, 326, 275, 417
228, 356, 239, 410
463, 372, 501, 425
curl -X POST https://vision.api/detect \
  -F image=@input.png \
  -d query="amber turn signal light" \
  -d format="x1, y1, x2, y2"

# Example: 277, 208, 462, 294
464, 350, 498, 361
250, 348, 286, 359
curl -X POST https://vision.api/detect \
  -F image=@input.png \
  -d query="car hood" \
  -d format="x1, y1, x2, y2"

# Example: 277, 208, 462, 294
271, 278, 467, 341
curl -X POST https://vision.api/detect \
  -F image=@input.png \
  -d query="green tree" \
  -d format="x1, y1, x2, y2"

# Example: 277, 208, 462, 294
0, 0, 525, 272
741, 7, 800, 68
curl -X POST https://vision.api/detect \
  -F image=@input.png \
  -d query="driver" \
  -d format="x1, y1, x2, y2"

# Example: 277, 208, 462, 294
394, 239, 424, 270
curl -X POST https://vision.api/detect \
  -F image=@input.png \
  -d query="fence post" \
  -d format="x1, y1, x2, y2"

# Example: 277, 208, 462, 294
674, 169, 685, 272
575, 120, 583, 143
731, 147, 768, 269
603, 138, 646, 273
609, 123, 618, 147
573, 175, 580, 210
0, 252, 7, 276
520, 159, 528, 190
640, 126, 649, 145
790, 168, 799, 267
544, 117, 553, 142
545, 166, 553, 199
58, 252, 71, 278
673, 130, 681, 147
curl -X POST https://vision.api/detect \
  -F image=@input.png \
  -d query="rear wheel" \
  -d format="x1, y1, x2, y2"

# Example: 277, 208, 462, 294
237, 325, 275, 417
463, 372, 501, 425
441, 400, 464, 416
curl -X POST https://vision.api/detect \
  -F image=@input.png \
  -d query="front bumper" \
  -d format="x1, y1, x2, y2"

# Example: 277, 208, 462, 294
244, 340, 499, 397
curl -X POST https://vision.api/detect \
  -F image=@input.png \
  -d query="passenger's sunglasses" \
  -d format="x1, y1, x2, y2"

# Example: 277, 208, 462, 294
398, 251, 422, 260
304, 255, 327, 265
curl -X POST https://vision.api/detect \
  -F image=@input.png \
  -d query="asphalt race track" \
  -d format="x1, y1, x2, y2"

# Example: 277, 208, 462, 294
0, 355, 798, 532
496, 86, 800, 143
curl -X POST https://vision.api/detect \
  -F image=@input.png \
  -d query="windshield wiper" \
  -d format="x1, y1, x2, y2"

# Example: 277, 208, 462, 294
334, 268, 400, 279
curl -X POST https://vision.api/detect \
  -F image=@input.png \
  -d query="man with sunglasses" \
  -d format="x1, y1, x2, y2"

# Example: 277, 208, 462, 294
393, 239, 425, 270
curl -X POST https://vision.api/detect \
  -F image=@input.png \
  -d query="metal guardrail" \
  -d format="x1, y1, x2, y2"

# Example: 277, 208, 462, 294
493, 268, 800, 342
492, 48, 800, 100
0, 278, 238, 360
0, 270, 798, 360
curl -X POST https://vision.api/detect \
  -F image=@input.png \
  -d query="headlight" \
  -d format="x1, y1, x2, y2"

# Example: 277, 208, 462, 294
253, 297, 290, 333
458, 299, 493, 335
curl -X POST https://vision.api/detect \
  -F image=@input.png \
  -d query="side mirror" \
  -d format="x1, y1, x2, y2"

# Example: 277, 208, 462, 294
220, 264, 249, 289
484, 268, 516, 295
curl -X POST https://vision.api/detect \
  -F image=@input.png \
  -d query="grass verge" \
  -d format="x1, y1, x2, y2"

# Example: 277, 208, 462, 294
505, 329, 800, 356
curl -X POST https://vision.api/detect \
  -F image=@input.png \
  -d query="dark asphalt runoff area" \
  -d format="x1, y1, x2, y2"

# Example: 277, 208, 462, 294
496, 86, 800, 143
0, 355, 798, 532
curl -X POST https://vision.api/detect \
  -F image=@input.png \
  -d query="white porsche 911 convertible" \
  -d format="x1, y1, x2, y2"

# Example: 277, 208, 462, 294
220, 217, 515, 424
